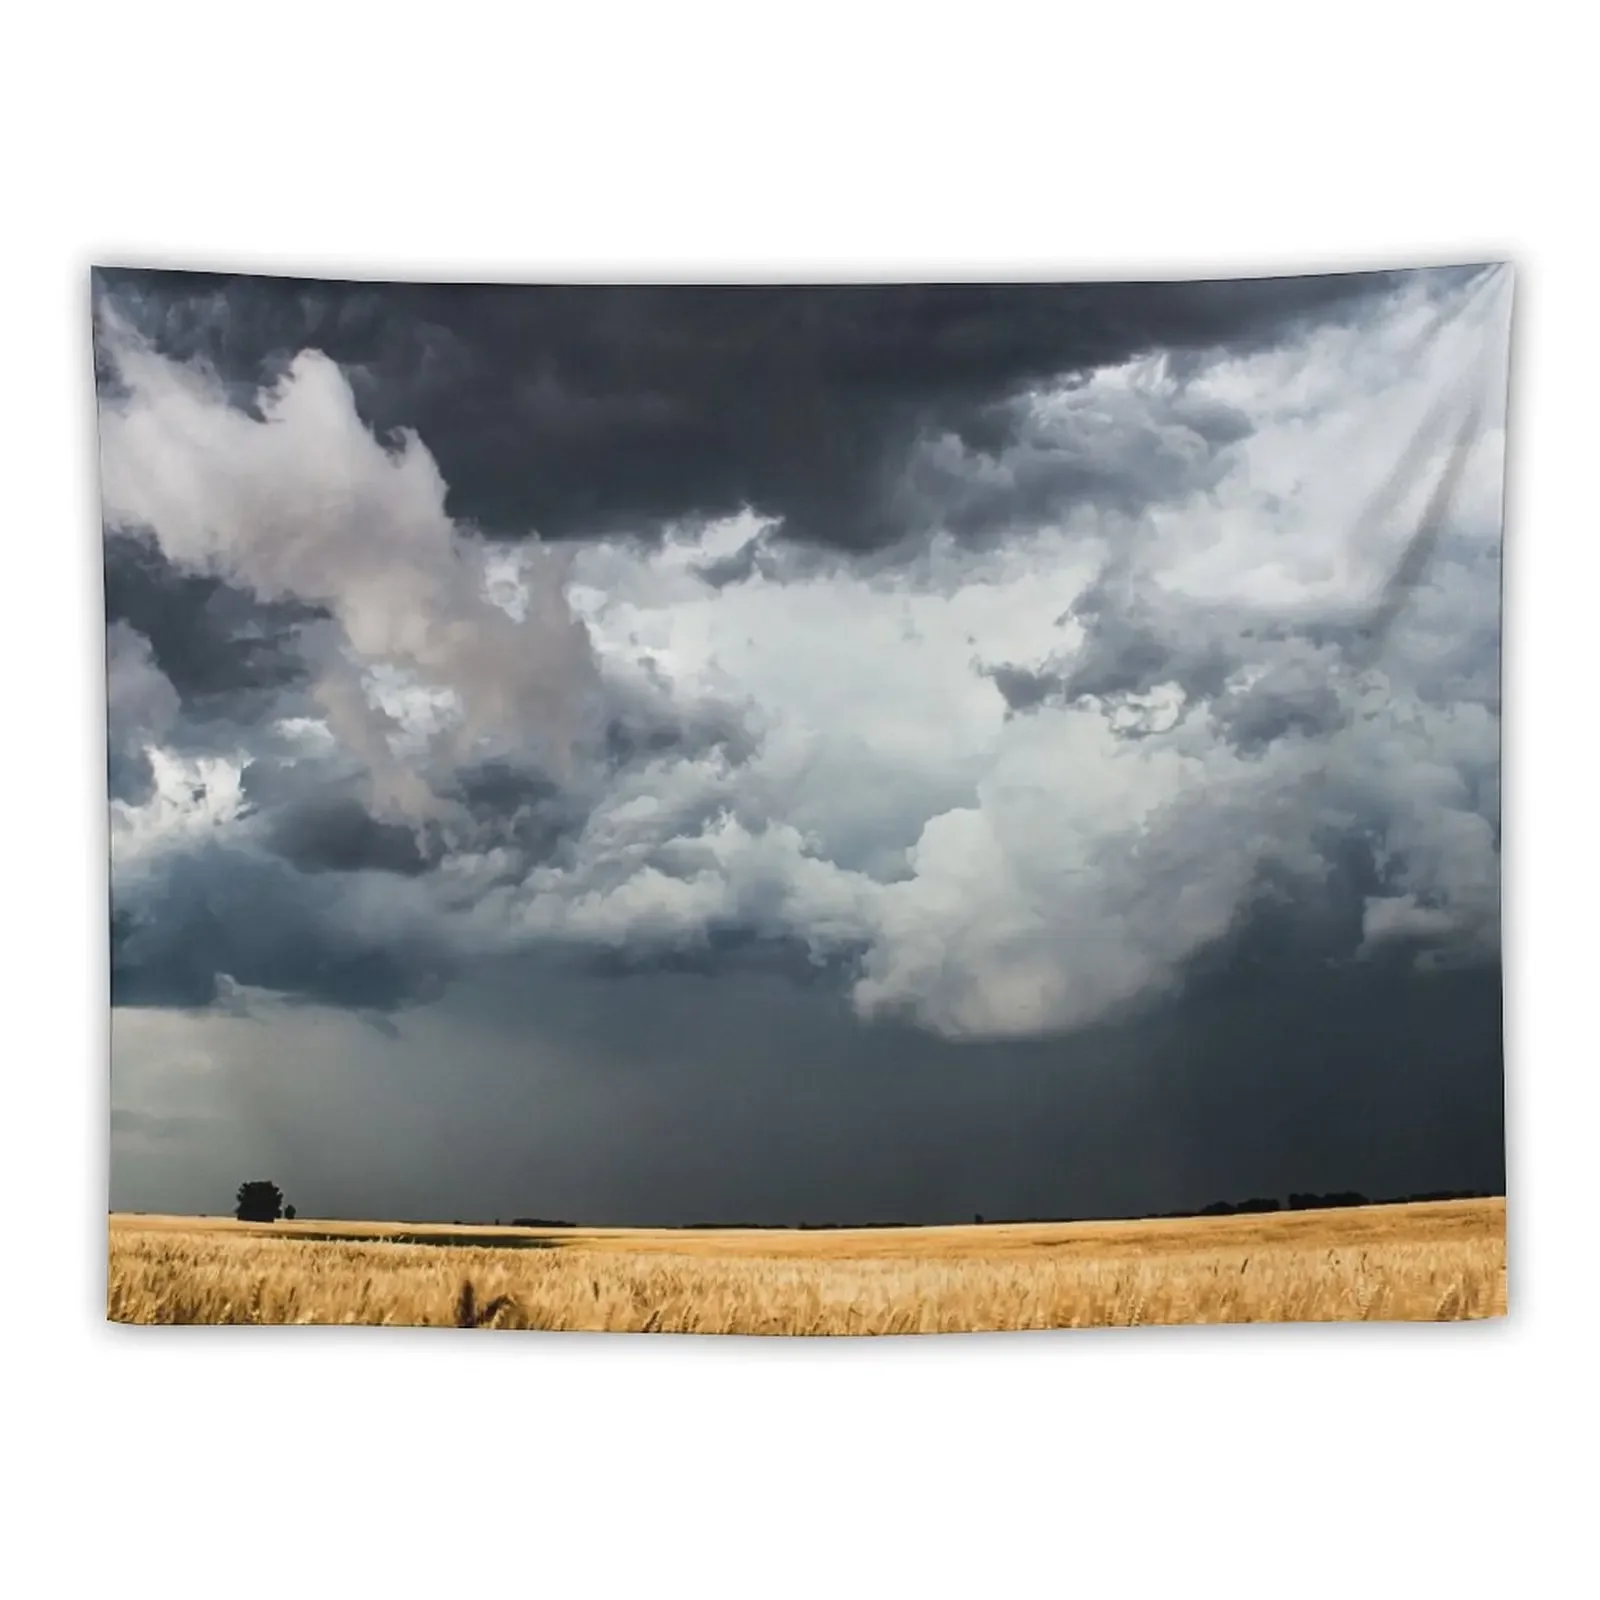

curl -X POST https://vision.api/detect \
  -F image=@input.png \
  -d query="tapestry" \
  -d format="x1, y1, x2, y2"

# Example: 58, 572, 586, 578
98, 266, 1510, 1333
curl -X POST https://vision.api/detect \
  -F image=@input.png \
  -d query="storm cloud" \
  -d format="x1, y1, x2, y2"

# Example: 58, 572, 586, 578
97, 262, 1509, 1223
92, 269, 1449, 551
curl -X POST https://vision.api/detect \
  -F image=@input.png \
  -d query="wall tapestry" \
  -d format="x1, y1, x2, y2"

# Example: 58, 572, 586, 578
98, 265, 1510, 1332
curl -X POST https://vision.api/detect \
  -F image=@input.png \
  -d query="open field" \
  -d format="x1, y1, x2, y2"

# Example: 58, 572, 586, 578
107, 1198, 1507, 1334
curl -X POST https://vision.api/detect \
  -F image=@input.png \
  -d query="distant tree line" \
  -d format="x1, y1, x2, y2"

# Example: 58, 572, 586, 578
1148, 1188, 1487, 1220
703, 1189, 1494, 1229
1196, 1197, 1285, 1216
228, 1184, 1493, 1231
685, 1190, 1494, 1228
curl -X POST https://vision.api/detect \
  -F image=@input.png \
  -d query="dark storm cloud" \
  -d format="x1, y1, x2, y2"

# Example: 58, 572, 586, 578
103, 528, 323, 712
694, 539, 773, 590
892, 386, 1259, 542
106, 741, 158, 806
111, 846, 450, 1013
1061, 572, 1237, 703
980, 661, 1061, 715
978, 609, 1352, 747
263, 796, 433, 878
90, 267, 1462, 550
105, 620, 179, 804
980, 571, 1236, 722
431, 681, 762, 878
577, 926, 866, 986
101, 263, 1508, 1227
104, 635, 777, 1018
557, 845, 1499, 1225
191, 926, 1498, 1229
436, 760, 590, 877
595, 667, 762, 774
113, 689, 775, 1017
1209, 660, 1350, 753
979, 515, 1493, 753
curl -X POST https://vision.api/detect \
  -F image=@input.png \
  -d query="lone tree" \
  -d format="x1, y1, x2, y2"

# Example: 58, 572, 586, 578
235, 1181, 285, 1223
283, 1204, 297, 1221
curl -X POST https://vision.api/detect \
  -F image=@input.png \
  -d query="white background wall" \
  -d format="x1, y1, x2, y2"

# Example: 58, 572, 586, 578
2, 4, 1588, 1595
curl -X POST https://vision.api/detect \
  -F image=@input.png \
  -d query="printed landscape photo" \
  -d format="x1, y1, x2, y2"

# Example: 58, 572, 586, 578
97, 265, 1509, 1333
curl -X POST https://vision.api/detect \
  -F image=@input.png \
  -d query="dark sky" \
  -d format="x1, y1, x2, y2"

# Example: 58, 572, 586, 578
96, 263, 1509, 1223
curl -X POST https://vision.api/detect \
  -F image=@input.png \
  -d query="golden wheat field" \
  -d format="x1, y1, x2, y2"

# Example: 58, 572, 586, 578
105, 1198, 1506, 1334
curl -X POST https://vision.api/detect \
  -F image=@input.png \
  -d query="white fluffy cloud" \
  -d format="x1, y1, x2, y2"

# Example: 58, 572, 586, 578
97, 319, 603, 819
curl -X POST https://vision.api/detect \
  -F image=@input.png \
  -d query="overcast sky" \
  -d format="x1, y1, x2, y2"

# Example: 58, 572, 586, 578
96, 264, 1510, 1225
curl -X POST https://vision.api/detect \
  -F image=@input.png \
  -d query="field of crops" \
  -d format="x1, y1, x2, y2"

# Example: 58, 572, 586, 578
107, 1198, 1506, 1334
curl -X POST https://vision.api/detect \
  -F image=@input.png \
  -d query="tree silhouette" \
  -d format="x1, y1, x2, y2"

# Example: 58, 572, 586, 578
283, 1203, 297, 1221
235, 1180, 284, 1223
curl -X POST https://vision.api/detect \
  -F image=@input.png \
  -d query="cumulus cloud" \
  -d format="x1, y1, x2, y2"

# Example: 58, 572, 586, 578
96, 314, 603, 821
892, 362, 1257, 542
97, 264, 1508, 1044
